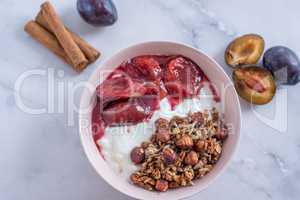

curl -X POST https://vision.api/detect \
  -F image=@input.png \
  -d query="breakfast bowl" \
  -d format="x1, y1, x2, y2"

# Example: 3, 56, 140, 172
79, 41, 241, 200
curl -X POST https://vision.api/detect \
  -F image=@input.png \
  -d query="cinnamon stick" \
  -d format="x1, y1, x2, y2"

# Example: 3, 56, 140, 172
36, 11, 100, 63
24, 21, 72, 65
40, 1, 88, 71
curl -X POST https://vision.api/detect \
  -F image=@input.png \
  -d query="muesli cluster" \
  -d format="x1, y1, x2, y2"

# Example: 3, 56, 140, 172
130, 108, 229, 192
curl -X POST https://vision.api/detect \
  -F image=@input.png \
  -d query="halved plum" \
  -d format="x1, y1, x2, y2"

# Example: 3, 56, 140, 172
225, 34, 265, 67
233, 66, 276, 105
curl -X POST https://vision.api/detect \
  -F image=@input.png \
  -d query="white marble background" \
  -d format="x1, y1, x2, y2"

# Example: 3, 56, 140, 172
1, 0, 300, 199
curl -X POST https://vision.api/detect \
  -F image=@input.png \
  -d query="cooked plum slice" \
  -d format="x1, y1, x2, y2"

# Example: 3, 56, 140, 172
125, 56, 163, 81
124, 55, 167, 98
164, 82, 185, 109
164, 56, 205, 106
102, 100, 146, 126
96, 76, 146, 109
91, 101, 106, 143
102, 85, 160, 126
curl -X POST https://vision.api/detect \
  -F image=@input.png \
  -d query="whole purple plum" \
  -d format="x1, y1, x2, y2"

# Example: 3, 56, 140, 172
263, 46, 300, 85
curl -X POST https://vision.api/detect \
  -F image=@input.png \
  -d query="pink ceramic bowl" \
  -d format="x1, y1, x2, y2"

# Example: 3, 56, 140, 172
79, 41, 241, 200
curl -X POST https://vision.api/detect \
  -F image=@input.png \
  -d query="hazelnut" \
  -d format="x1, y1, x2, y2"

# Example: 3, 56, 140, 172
155, 180, 169, 192
156, 129, 171, 143
190, 112, 204, 126
195, 140, 206, 152
130, 147, 145, 165
155, 118, 169, 130
184, 151, 199, 166
176, 135, 193, 149
214, 128, 229, 141
162, 147, 176, 165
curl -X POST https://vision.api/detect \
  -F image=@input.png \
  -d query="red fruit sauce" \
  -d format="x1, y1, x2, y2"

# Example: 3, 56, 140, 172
91, 55, 220, 150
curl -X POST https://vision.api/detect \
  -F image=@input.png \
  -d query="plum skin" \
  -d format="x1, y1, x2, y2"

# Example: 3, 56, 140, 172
77, 0, 118, 26
263, 46, 300, 85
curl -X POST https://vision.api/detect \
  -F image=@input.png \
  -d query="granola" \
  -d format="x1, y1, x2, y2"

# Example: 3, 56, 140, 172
129, 108, 229, 192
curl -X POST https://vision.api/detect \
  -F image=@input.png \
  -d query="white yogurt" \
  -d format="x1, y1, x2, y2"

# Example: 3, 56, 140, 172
97, 84, 221, 178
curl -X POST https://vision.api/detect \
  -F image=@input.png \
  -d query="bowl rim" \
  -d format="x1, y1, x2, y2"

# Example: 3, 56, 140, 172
79, 41, 242, 200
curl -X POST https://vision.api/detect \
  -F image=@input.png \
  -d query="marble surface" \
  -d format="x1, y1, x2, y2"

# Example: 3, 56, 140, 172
1, 0, 300, 199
